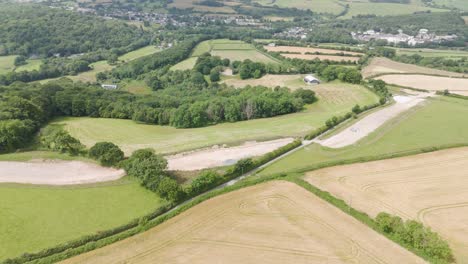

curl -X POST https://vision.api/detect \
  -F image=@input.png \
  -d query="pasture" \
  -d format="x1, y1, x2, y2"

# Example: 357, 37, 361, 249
171, 39, 278, 70
167, 0, 236, 13
376, 74, 468, 96
433, 0, 468, 11
260, 96, 468, 175
53, 82, 379, 155
341, 2, 444, 18
306, 147, 468, 262
264, 45, 363, 56
15, 59, 42, 72
0, 179, 163, 261
394, 48, 468, 59
118, 45, 161, 62
362, 57, 466, 78
61, 181, 425, 264
253, 0, 345, 14
0, 55, 17, 74
281, 53, 360, 62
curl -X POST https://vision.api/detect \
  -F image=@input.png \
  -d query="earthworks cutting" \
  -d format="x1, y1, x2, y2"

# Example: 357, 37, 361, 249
61, 181, 425, 264
315, 94, 430, 148
167, 138, 294, 171
0, 160, 125, 185
306, 147, 468, 262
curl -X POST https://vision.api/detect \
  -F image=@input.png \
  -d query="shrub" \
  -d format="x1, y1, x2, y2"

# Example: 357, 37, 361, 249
123, 149, 168, 191
156, 177, 185, 202
40, 126, 84, 155
89, 142, 124, 167
187, 170, 222, 196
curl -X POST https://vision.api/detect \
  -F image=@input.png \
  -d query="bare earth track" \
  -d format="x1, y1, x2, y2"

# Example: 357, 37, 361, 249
167, 138, 294, 171
314, 94, 429, 148
306, 147, 468, 263
61, 181, 425, 264
0, 160, 125, 185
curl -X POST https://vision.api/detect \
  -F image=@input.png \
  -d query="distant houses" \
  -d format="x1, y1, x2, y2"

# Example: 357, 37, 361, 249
351, 29, 457, 46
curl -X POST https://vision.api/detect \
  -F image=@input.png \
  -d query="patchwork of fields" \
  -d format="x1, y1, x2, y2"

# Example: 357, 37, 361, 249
260, 96, 468, 175
264, 45, 362, 62
61, 181, 425, 264
55, 82, 379, 155
306, 147, 468, 262
172, 39, 279, 71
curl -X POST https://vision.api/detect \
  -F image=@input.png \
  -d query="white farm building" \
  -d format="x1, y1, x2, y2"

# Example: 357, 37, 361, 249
304, 75, 320, 85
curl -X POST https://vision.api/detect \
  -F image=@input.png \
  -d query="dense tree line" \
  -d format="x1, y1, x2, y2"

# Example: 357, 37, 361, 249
0, 4, 150, 57
0, 77, 312, 152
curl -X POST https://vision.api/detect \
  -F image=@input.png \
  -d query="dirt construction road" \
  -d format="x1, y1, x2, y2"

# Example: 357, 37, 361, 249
61, 181, 425, 264
314, 94, 428, 148
167, 138, 293, 171
0, 160, 125, 185
306, 147, 468, 263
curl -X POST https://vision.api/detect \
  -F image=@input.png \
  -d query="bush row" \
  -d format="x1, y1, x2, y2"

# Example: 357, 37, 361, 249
305, 102, 383, 140
5, 140, 302, 264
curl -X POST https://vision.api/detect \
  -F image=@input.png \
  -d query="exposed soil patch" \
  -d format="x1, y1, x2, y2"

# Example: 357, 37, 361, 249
61, 181, 425, 264
167, 138, 294, 171
314, 94, 430, 148
0, 160, 125, 185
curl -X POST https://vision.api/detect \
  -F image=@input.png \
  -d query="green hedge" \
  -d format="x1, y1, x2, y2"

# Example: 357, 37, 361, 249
15, 175, 288, 264
4, 140, 303, 264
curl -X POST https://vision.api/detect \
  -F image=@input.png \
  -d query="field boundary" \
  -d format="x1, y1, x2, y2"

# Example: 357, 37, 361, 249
367, 72, 468, 80
289, 177, 452, 263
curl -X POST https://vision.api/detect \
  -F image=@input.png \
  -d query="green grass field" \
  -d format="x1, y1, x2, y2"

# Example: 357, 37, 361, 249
52, 82, 379, 155
394, 48, 468, 59
0, 55, 17, 74
260, 96, 468, 175
433, 0, 468, 10
0, 151, 94, 162
171, 39, 278, 71
253, 0, 448, 16
0, 179, 163, 260
120, 79, 153, 95
118, 45, 161, 62
15, 59, 42, 72
170, 57, 198, 71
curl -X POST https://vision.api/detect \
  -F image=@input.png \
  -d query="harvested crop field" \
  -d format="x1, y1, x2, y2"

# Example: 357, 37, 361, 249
362, 57, 467, 78
306, 147, 468, 262
376, 74, 468, 96
264, 45, 363, 56
223, 74, 306, 89
0, 160, 125, 185
61, 181, 424, 264
281, 53, 360, 62
167, 138, 294, 171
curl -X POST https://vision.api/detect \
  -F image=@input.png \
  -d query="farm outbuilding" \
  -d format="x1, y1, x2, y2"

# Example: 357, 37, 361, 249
304, 75, 320, 84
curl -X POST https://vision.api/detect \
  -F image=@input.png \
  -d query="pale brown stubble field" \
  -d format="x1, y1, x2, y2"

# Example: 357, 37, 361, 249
306, 147, 468, 263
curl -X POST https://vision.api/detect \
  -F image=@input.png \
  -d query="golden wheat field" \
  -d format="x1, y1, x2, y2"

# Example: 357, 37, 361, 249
61, 181, 424, 264
306, 147, 468, 263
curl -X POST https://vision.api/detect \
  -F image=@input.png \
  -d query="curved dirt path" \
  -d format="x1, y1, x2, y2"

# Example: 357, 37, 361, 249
167, 138, 294, 171
314, 94, 430, 148
0, 160, 125, 185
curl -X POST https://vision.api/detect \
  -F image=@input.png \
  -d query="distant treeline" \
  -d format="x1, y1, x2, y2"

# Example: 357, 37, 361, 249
0, 4, 149, 57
